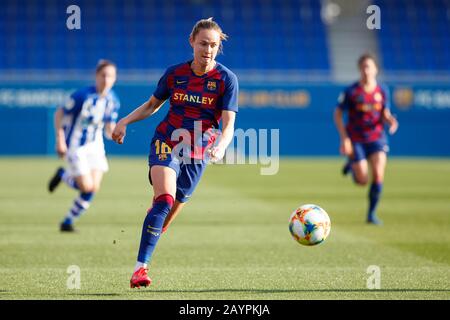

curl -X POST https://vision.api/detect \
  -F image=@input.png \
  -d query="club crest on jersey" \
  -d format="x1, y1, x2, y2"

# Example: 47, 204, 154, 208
205, 79, 219, 93
374, 92, 383, 102
207, 81, 216, 91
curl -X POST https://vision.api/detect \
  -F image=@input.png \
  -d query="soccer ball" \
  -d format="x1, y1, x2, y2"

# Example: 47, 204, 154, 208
289, 204, 331, 246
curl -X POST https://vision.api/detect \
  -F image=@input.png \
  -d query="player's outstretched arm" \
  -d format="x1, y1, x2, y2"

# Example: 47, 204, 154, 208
54, 108, 67, 158
382, 108, 399, 135
333, 107, 353, 156
209, 110, 236, 162
112, 96, 166, 144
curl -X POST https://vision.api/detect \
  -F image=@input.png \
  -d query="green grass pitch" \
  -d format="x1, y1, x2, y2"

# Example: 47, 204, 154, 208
0, 157, 449, 300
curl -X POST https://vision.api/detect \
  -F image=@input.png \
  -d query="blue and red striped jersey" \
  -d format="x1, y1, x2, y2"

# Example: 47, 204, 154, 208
152, 60, 239, 159
337, 82, 390, 143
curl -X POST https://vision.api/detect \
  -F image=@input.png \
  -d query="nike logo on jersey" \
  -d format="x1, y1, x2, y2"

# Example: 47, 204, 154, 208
176, 80, 187, 85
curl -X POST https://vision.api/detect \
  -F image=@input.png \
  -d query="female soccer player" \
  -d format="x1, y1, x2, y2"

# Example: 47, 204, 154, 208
48, 60, 120, 232
334, 53, 398, 225
112, 18, 238, 288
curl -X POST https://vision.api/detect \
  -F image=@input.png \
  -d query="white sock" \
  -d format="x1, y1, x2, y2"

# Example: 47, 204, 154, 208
134, 262, 147, 272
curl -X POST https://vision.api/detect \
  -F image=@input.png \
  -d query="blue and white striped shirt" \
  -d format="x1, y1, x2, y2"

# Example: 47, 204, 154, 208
61, 86, 120, 149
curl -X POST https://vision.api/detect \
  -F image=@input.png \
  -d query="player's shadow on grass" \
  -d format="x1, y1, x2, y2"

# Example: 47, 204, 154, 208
140, 288, 450, 294
66, 288, 449, 297
68, 293, 123, 297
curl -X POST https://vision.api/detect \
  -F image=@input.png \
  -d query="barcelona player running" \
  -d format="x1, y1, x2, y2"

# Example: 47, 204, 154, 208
48, 60, 120, 232
334, 54, 398, 225
112, 18, 238, 288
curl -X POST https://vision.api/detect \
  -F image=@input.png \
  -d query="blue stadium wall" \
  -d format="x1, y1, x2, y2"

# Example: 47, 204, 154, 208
1, 81, 450, 156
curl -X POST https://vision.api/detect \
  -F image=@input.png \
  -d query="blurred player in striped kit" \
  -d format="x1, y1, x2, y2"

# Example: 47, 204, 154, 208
334, 54, 398, 225
48, 60, 120, 232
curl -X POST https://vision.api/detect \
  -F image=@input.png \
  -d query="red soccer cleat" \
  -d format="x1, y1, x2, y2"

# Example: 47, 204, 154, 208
130, 267, 152, 288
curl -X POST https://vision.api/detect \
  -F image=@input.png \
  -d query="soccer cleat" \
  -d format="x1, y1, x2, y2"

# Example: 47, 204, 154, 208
48, 167, 64, 193
342, 161, 352, 176
367, 216, 383, 226
130, 267, 152, 288
60, 222, 76, 232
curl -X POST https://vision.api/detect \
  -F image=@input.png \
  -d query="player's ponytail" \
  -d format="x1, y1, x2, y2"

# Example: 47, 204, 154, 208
190, 18, 228, 53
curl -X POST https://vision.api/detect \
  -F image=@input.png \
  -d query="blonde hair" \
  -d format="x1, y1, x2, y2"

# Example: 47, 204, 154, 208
190, 17, 228, 53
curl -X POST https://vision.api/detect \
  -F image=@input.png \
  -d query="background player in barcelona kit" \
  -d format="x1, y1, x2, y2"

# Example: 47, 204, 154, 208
334, 53, 398, 225
48, 60, 120, 232
112, 18, 239, 288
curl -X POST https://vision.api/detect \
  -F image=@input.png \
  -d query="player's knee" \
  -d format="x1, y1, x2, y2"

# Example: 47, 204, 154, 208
371, 170, 384, 184
79, 182, 95, 193
81, 186, 95, 193
373, 176, 384, 184
91, 182, 101, 193
355, 176, 368, 186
